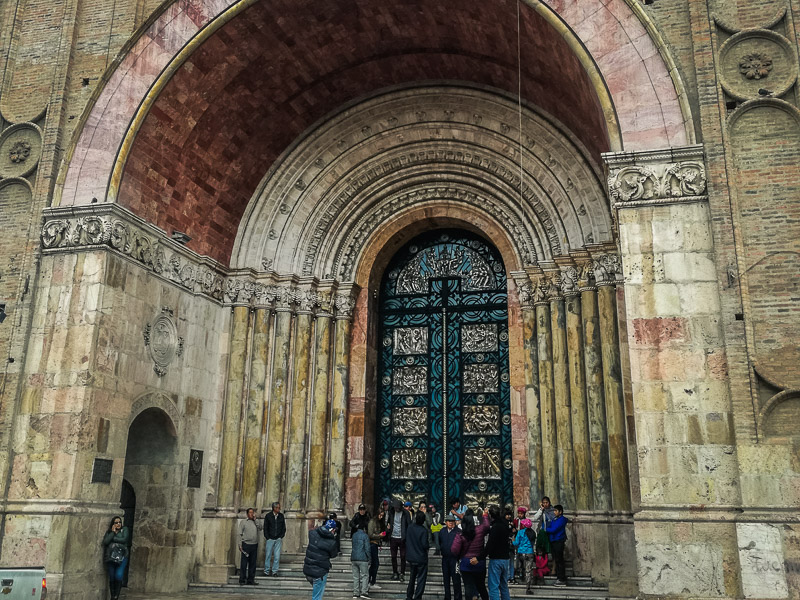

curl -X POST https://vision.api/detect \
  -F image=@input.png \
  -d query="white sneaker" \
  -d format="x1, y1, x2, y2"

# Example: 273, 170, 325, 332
370, 584, 382, 590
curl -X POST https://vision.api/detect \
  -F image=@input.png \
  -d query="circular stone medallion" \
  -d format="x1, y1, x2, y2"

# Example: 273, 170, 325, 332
719, 30, 798, 100
0, 123, 43, 179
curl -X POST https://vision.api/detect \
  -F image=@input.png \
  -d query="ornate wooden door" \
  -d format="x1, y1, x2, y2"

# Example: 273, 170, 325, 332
377, 230, 513, 510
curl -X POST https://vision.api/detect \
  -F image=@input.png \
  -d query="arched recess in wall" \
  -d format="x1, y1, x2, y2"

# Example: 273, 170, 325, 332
55, 0, 692, 266
729, 99, 800, 419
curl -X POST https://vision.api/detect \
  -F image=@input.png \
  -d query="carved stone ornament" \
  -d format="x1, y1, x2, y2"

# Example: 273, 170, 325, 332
560, 266, 579, 296
517, 280, 535, 309
739, 52, 773, 80
592, 254, 623, 287
143, 307, 184, 376
0, 122, 42, 179
40, 205, 355, 312
718, 29, 798, 100
604, 145, 708, 209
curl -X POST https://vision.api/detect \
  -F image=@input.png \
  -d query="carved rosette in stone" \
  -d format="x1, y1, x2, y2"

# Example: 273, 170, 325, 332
604, 145, 708, 209
718, 29, 798, 101
0, 123, 42, 180
143, 307, 184, 376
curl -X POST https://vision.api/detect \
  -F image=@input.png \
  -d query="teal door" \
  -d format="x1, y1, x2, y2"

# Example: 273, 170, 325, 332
377, 230, 513, 510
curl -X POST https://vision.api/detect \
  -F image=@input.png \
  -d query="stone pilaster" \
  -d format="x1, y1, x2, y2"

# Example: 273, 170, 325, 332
264, 290, 294, 505
606, 145, 742, 597
534, 279, 558, 502
579, 265, 612, 511
515, 272, 543, 501
562, 265, 592, 511
594, 254, 631, 512
307, 289, 334, 516
241, 308, 270, 508
548, 273, 576, 509
285, 288, 316, 514
328, 285, 358, 512
218, 306, 251, 509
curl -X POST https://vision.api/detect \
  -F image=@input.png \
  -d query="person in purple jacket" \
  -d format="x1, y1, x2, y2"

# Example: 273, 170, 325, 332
452, 508, 489, 600
546, 505, 569, 587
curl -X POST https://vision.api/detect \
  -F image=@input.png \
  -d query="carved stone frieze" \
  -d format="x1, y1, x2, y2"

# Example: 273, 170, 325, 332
560, 266, 579, 296
40, 204, 357, 310
143, 307, 184, 376
603, 145, 708, 209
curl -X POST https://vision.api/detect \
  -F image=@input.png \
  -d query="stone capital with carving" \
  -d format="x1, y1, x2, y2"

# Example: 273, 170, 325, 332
592, 253, 623, 287
559, 266, 579, 297
603, 145, 708, 209
577, 261, 596, 291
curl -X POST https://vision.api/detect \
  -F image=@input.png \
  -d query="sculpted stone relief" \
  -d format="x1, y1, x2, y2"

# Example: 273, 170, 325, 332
143, 307, 184, 376
40, 205, 357, 317
605, 145, 708, 209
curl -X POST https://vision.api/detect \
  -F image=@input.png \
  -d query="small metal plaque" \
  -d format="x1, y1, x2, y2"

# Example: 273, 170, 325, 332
393, 407, 427, 436
462, 323, 498, 353
393, 366, 428, 395
464, 448, 501, 480
463, 405, 500, 436
463, 363, 498, 394
391, 449, 427, 479
91, 458, 113, 484
187, 449, 203, 488
393, 327, 428, 355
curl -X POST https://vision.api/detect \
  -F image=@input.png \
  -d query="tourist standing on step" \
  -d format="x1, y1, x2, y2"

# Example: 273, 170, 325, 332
303, 519, 339, 600
367, 507, 387, 590
484, 505, 511, 600
351, 521, 371, 599
405, 510, 430, 600
387, 499, 411, 581
513, 518, 535, 593
439, 514, 463, 600
530, 497, 554, 556
328, 512, 344, 556
546, 505, 569, 587
453, 508, 489, 600
429, 503, 443, 556
237, 508, 262, 586
264, 501, 285, 577
449, 497, 467, 524
349, 503, 370, 538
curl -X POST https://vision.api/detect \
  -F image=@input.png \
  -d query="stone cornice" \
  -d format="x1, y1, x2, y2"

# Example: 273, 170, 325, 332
603, 144, 708, 210
40, 204, 355, 309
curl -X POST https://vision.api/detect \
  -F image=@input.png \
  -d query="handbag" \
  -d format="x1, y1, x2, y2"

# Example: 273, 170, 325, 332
109, 542, 128, 564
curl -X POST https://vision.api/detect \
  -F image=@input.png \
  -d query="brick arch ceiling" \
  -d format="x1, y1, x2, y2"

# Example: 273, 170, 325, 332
118, 0, 609, 264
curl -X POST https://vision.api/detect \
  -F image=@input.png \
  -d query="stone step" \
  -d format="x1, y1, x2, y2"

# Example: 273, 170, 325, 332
191, 581, 610, 600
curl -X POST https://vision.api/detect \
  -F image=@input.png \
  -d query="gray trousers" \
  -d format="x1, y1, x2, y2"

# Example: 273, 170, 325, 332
352, 560, 369, 595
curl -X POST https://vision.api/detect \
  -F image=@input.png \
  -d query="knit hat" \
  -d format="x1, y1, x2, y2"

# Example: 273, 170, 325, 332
517, 506, 528, 513
520, 518, 532, 528
324, 519, 337, 531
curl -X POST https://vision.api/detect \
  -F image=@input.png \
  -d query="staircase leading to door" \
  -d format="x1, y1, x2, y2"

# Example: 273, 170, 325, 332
189, 538, 610, 599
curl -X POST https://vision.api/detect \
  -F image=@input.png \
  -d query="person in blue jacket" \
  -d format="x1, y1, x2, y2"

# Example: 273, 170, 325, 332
546, 505, 569, 587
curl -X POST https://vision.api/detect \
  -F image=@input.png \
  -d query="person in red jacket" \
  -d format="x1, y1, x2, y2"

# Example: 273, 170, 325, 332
452, 508, 489, 600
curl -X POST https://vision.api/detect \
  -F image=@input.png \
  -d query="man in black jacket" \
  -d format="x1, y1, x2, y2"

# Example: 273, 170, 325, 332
263, 501, 286, 576
438, 514, 462, 600
405, 511, 430, 600
303, 519, 339, 600
387, 499, 411, 581
482, 506, 511, 600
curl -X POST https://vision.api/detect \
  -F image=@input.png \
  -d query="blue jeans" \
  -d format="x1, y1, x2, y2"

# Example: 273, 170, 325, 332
487, 559, 510, 600
107, 557, 128, 583
264, 537, 283, 573
508, 555, 515, 580
311, 574, 328, 600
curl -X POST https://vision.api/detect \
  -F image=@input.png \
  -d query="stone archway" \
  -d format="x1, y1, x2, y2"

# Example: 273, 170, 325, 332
122, 406, 184, 593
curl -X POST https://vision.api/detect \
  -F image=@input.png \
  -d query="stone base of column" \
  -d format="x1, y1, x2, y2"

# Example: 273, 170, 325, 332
195, 514, 237, 585
570, 511, 636, 595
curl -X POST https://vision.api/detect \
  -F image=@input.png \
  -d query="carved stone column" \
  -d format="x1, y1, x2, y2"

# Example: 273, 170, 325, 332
264, 288, 295, 505
515, 274, 543, 501
307, 289, 334, 517
534, 279, 558, 502
241, 307, 270, 508
579, 264, 612, 511
562, 265, 592, 511
549, 273, 575, 509
218, 306, 252, 509
328, 286, 357, 512
285, 287, 316, 513
594, 254, 631, 512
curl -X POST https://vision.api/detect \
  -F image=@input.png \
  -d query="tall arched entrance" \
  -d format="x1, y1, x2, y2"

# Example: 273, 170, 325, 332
377, 229, 512, 509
